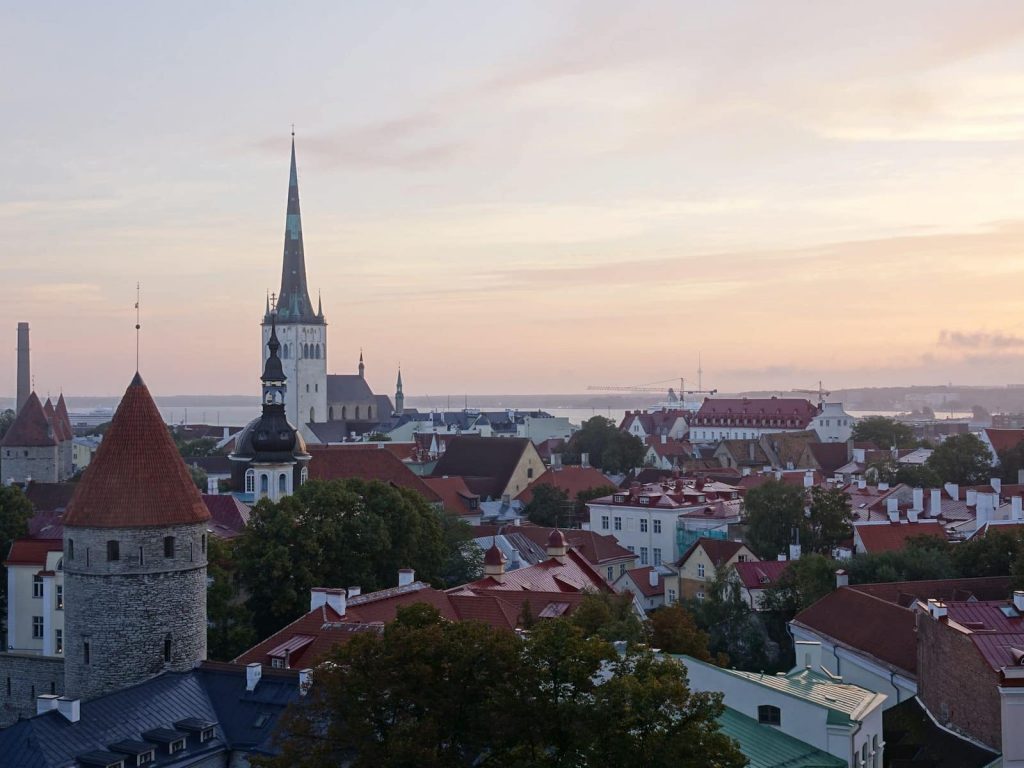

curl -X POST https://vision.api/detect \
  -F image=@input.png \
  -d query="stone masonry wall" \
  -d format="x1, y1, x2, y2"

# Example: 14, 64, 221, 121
63, 522, 207, 701
0, 652, 65, 727
1, 445, 58, 484
917, 611, 1002, 750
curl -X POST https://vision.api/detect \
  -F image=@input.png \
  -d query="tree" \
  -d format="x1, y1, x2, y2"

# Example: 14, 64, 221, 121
852, 416, 916, 449
805, 486, 851, 555
926, 433, 993, 485
258, 606, 745, 768
0, 409, 15, 440
575, 484, 618, 523
761, 554, 838, 613
564, 417, 645, 474
524, 484, 571, 527
687, 567, 772, 672
649, 604, 714, 661
743, 480, 805, 560
440, 514, 483, 586
896, 463, 942, 488
0, 485, 33, 636
234, 479, 448, 638
569, 591, 647, 643
206, 536, 256, 661
951, 529, 1024, 578
998, 442, 1024, 484
187, 464, 208, 491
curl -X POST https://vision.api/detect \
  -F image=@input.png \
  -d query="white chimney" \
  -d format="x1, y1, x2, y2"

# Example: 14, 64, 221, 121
804, 470, 814, 488
207, 477, 218, 495
887, 497, 899, 522
398, 568, 415, 587
649, 569, 659, 588
945, 482, 959, 500
1013, 496, 1023, 521
310, 587, 346, 616
835, 569, 849, 588
930, 488, 942, 517
662, 434, 668, 445
56, 697, 80, 723
742, 467, 751, 477
298, 668, 313, 696
927, 599, 947, 620
581, 452, 590, 468
347, 586, 362, 597
1014, 591, 1024, 612
795, 640, 822, 671
552, 453, 562, 469
857, 478, 867, 490
245, 663, 262, 692
913, 488, 924, 512
853, 447, 865, 463
908, 509, 919, 523
777, 553, 787, 561
966, 488, 978, 507
775, 470, 783, 480
788, 543, 801, 560
36, 694, 60, 716
992, 478, 1003, 497
976, 493, 994, 529
878, 482, 889, 491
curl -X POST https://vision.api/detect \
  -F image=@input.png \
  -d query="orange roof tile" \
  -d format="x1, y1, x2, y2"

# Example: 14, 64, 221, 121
308, 446, 441, 503
4, 538, 62, 567
0, 393, 56, 448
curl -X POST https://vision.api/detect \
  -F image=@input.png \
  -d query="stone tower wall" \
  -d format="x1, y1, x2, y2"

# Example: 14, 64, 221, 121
1, 445, 58, 484
63, 521, 208, 701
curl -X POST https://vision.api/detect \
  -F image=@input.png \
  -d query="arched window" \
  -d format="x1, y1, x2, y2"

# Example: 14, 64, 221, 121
303, 343, 309, 358
341, 406, 347, 419
316, 344, 321, 359
201, 534, 207, 554
282, 344, 289, 359
67, 539, 74, 561
309, 407, 314, 423
355, 406, 360, 419
163, 536, 176, 559
367, 406, 372, 419
329, 406, 334, 420
279, 473, 287, 494
245, 468, 255, 495
260, 473, 269, 497
300, 467, 308, 485
106, 540, 119, 562
757, 705, 781, 726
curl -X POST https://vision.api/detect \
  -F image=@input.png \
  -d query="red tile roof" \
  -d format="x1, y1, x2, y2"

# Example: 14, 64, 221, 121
807, 443, 849, 475
460, 548, 610, 594
984, 429, 1024, 455
693, 397, 818, 429
676, 537, 750, 568
202, 494, 251, 539
855, 521, 947, 553
431, 436, 534, 499
516, 466, 614, 504
63, 373, 211, 528
55, 395, 73, 441
0, 392, 56, 448
423, 475, 479, 514
619, 410, 689, 435
24, 482, 76, 513
4, 538, 62, 567
944, 601, 1024, 671
473, 524, 635, 566
734, 560, 790, 590
617, 566, 664, 597
308, 446, 442, 503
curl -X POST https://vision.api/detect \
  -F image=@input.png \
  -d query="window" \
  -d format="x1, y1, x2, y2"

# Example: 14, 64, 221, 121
32, 575, 43, 598
653, 548, 662, 565
619, 563, 627, 576
271, 657, 285, 669
32, 616, 44, 639
309, 407, 315, 423
342, 406, 347, 419
306, 384, 309, 393
164, 536, 175, 559
355, 406, 360, 419
107, 540, 119, 561
640, 519, 648, 533
300, 467, 308, 485
260, 474, 269, 497
668, 588, 677, 603
245, 469, 255, 494
613, 517, 622, 531
640, 547, 648, 565
55, 629, 63, 654
639, 496, 650, 505
201, 534, 207, 554
738, 554, 747, 563
86, 547, 90, 567
55, 585, 63, 610
696, 591, 705, 601
189, 541, 194, 562
697, 563, 706, 578
653, 519, 662, 534
601, 515, 609, 530
83, 640, 90, 663
169, 738, 186, 754
607, 567, 614, 581
67, 539, 74, 560
627, 545, 635, 553
757, 705, 781, 726
279, 473, 287, 494
164, 634, 172, 663
527, 467, 534, 479
139, 546, 145, 566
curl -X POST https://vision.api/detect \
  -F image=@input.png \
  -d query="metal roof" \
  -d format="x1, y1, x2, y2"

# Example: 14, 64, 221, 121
717, 708, 845, 768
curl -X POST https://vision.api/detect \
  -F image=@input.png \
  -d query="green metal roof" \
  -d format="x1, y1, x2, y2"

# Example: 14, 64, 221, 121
677, 656, 886, 726
718, 708, 846, 768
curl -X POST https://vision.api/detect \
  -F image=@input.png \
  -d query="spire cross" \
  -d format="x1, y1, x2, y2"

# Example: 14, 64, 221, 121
134, 282, 141, 371
270, 292, 277, 312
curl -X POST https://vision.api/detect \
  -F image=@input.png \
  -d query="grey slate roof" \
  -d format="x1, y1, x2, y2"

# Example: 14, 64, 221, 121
326, 374, 375, 403
0, 663, 301, 768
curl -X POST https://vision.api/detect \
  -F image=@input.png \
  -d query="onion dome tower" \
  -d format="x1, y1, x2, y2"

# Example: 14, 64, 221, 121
231, 315, 311, 501
62, 372, 211, 701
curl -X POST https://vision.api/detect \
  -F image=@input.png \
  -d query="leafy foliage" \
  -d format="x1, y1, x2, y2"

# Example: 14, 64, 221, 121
257, 605, 745, 768
0, 485, 33, 636
852, 416, 917, 449
743, 480, 805, 560
761, 553, 839, 613
205, 536, 256, 661
998, 441, 1024, 484
569, 591, 647, 643
805, 486, 852, 555
0, 409, 15, 440
649, 604, 718, 662
925, 433, 993, 485
524, 483, 572, 527
563, 416, 645, 474
686, 567, 774, 672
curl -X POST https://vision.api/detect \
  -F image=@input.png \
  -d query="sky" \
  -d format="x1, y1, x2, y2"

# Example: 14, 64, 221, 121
3, 1, 1024, 398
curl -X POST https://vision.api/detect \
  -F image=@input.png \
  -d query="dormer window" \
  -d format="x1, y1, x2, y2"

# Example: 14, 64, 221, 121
639, 496, 650, 505
758, 704, 781, 726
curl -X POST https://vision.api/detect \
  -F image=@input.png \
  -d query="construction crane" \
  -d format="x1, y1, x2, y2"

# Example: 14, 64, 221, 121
793, 381, 831, 405
588, 377, 717, 402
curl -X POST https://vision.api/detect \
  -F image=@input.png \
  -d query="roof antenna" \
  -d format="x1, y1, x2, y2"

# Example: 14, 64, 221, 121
135, 282, 141, 371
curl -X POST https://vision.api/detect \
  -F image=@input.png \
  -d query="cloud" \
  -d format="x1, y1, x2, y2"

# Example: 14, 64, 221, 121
939, 329, 1024, 349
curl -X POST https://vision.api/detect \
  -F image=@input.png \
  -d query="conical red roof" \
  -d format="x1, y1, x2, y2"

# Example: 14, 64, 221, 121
63, 373, 210, 529
55, 394, 73, 440
0, 392, 56, 448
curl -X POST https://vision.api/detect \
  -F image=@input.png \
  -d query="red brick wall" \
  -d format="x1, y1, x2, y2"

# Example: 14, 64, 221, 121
916, 612, 1001, 750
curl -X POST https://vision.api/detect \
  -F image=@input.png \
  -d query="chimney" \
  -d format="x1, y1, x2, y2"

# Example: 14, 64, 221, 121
581, 452, 590, 468
966, 488, 978, 507
878, 482, 889, 491
649, 569, 659, 588
310, 587, 346, 616
788, 543, 801, 560
501, 493, 511, 506
398, 568, 415, 587
887, 497, 899, 522
245, 663, 262, 692
552, 453, 562, 469
857, 478, 867, 490
930, 488, 942, 517
36, 694, 60, 716
347, 586, 361, 598
945, 482, 959, 500
976, 493, 993, 529
908, 509, 919, 523
992, 477, 1002, 497
835, 569, 849, 588
795, 640, 822, 671
853, 447, 865, 463
927, 599, 947, 620
206, 477, 218, 495
56, 697, 80, 723
748, 442, 754, 460
741, 467, 751, 477
298, 668, 313, 696
1014, 591, 1024, 612
913, 487, 924, 512
777, 553, 787, 561
1013, 496, 1023, 521
483, 542, 506, 579
803, 470, 814, 488
546, 529, 568, 559
16, 322, 30, 415
663, 434, 668, 445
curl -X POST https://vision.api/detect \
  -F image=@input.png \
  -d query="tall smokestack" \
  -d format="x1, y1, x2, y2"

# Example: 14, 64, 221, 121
16, 322, 30, 414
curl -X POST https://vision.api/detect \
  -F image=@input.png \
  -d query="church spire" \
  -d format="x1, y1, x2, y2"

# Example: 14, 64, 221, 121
395, 366, 404, 415
358, 349, 365, 379
276, 134, 319, 323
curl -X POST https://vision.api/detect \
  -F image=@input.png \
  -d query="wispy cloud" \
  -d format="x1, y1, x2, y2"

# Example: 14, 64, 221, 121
939, 329, 1024, 349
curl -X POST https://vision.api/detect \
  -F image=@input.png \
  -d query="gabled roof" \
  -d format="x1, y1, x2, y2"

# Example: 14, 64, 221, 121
4, 538, 62, 567
0, 392, 56, 447
515, 466, 614, 504
734, 559, 790, 590
459, 548, 610, 594
676, 537, 750, 568
431, 436, 534, 499
423, 475, 479, 514
307, 445, 442, 502
983, 428, 1024, 455
806, 442, 849, 475
325, 374, 375, 404
202, 494, 251, 539
63, 373, 211, 529
24, 481, 76, 513
615, 566, 664, 597
854, 521, 946, 553
473, 524, 635, 566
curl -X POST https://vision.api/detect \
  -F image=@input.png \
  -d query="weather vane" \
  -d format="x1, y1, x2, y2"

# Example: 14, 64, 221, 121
270, 291, 277, 312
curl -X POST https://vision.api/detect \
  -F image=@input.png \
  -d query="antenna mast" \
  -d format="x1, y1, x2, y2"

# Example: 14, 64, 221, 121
135, 282, 141, 370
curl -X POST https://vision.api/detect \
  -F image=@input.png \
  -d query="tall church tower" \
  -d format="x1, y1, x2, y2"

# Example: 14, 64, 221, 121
262, 135, 327, 441
62, 372, 210, 701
